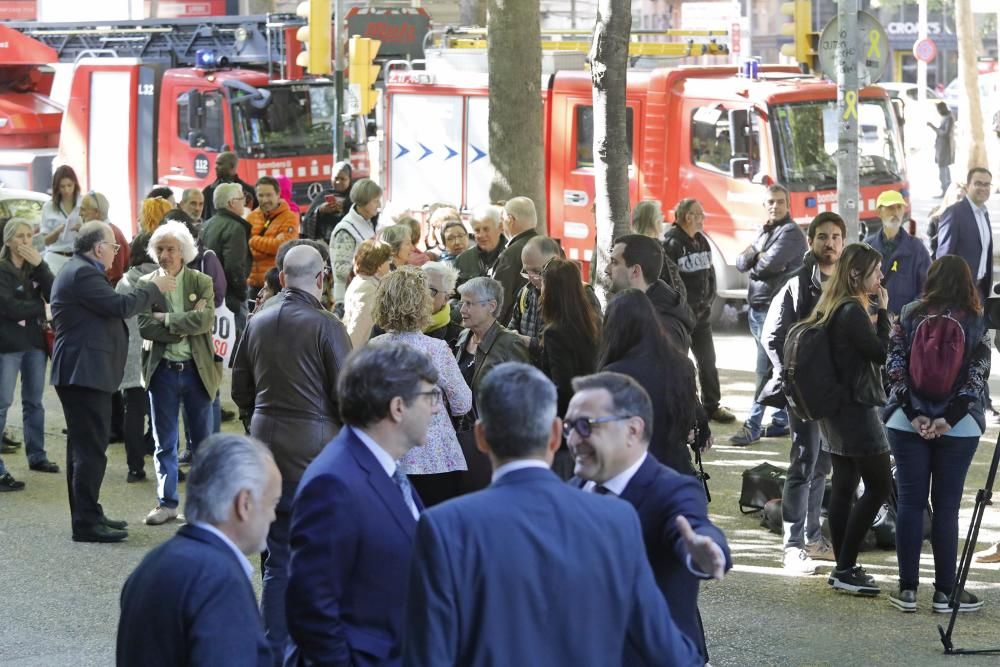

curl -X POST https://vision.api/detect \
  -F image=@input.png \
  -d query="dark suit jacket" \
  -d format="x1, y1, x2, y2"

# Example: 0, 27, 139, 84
117, 524, 270, 667
935, 197, 992, 299
50, 255, 161, 392
572, 454, 732, 661
285, 426, 423, 667
492, 228, 538, 324
402, 466, 701, 666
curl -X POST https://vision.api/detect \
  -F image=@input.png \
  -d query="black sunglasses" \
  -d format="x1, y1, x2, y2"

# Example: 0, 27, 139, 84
563, 415, 632, 439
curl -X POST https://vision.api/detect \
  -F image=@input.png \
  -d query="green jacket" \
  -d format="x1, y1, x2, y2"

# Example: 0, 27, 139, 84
138, 268, 221, 397
200, 208, 252, 313
454, 319, 530, 398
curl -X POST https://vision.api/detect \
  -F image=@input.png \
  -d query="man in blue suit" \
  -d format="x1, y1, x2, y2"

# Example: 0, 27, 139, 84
117, 433, 281, 666
285, 344, 440, 666
935, 167, 994, 300
403, 362, 701, 667
567, 372, 732, 662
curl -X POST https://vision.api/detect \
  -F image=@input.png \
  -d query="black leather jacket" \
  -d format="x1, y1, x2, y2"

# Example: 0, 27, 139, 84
232, 287, 353, 482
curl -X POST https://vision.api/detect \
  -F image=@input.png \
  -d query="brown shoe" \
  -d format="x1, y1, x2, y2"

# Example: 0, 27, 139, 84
975, 543, 1000, 563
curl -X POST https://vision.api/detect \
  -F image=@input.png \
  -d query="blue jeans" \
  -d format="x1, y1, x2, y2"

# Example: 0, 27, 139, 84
0, 349, 48, 465
889, 428, 979, 593
781, 414, 831, 548
183, 391, 222, 453
149, 362, 213, 508
261, 481, 297, 667
747, 306, 787, 431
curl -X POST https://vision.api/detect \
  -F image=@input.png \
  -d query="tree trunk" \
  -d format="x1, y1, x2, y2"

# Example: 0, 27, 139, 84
487, 0, 546, 232
459, 0, 488, 26
955, 0, 988, 170
590, 0, 632, 306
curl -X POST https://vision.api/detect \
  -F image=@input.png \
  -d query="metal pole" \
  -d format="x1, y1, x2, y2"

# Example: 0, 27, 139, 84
917, 0, 927, 101
334, 0, 346, 161
837, 0, 860, 241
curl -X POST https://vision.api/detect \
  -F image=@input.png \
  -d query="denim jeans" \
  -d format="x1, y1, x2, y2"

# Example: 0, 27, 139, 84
889, 428, 979, 593
0, 349, 48, 465
261, 481, 298, 667
149, 362, 213, 508
781, 414, 831, 548
746, 306, 787, 431
183, 391, 222, 453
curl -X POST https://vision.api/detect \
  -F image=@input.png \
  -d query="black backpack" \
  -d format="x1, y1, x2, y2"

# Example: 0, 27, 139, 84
781, 311, 847, 421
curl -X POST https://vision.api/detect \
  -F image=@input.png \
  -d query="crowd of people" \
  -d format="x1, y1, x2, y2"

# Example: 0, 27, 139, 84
2, 151, 999, 664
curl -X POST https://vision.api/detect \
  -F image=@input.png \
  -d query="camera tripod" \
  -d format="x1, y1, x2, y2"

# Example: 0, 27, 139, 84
939, 428, 1000, 655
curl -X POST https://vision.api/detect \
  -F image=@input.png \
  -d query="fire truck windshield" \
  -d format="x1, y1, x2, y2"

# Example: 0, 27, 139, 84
771, 99, 905, 190
231, 84, 336, 158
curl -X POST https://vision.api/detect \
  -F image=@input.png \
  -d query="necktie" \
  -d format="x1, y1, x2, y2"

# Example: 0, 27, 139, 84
594, 484, 614, 496
392, 467, 420, 519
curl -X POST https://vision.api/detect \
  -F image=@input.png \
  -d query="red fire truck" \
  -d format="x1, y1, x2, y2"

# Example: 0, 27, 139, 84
384, 61, 908, 303
0, 15, 368, 236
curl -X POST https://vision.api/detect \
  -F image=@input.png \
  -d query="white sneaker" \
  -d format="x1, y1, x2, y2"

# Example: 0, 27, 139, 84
782, 547, 818, 575
144, 505, 179, 526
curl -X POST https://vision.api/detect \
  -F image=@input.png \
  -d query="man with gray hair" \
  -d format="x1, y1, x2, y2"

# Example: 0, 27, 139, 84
52, 221, 174, 542
117, 433, 281, 666
201, 181, 253, 337
202, 151, 257, 220
403, 362, 701, 666
493, 196, 540, 323
285, 343, 438, 666
232, 244, 352, 661
178, 188, 206, 225
454, 204, 506, 290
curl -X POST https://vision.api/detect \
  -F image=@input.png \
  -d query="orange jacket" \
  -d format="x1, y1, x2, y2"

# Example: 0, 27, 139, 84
247, 199, 299, 288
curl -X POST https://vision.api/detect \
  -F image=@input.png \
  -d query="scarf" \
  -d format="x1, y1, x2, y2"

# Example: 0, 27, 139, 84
424, 304, 452, 334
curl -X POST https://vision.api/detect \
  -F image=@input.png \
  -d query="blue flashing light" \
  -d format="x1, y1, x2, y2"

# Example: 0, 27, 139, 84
805, 197, 817, 209
195, 49, 219, 69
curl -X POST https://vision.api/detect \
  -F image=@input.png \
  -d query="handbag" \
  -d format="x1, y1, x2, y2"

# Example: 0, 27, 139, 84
853, 360, 888, 407
43, 323, 55, 358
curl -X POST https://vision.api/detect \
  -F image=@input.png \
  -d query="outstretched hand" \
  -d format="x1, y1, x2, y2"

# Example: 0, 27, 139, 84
676, 515, 726, 581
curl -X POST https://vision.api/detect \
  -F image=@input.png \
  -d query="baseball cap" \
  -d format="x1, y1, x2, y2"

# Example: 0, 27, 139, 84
876, 190, 906, 208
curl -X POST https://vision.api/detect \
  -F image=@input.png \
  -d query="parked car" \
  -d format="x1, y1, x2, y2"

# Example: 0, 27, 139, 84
0, 187, 50, 250
943, 72, 1000, 117
878, 82, 943, 151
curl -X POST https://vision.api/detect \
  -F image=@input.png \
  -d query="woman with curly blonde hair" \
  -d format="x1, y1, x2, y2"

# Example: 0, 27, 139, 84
369, 266, 471, 506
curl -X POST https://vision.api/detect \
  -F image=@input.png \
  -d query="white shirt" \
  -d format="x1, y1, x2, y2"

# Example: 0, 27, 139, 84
972, 203, 991, 280
191, 521, 254, 580
352, 425, 419, 520
582, 453, 647, 496
492, 459, 550, 483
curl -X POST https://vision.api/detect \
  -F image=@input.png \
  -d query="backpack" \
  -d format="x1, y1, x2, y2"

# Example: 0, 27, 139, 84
909, 311, 965, 401
781, 313, 847, 421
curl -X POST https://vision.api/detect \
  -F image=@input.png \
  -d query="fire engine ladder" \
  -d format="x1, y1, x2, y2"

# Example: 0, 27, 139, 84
428, 27, 730, 58
3, 14, 307, 71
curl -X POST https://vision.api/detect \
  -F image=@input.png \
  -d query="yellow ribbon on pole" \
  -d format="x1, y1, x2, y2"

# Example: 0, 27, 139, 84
843, 91, 858, 120
867, 29, 881, 60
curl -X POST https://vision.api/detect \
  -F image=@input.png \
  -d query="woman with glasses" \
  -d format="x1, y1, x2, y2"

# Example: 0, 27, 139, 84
421, 261, 462, 348
343, 239, 392, 349
370, 267, 471, 506
41, 165, 82, 275
0, 216, 59, 484
806, 242, 892, 596
437, 220, 470, 267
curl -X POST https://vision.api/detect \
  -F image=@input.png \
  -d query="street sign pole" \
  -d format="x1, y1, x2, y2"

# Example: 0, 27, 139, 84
334, 0, 346, 162
837, 0, 860, 241
917, 0, 928, 102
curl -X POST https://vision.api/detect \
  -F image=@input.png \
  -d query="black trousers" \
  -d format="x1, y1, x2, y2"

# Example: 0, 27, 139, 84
410, 471, 463, 509
690, 315, 722, 412
123, 386, 150, 473
56, 385, 112, 533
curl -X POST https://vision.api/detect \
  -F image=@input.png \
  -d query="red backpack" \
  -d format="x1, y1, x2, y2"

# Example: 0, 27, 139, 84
909, 311, 965, 401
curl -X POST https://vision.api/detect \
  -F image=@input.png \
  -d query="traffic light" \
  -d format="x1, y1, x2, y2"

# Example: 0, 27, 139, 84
295, 1, 331, 75
780, 0, 817, 73
349, 36, 381, 116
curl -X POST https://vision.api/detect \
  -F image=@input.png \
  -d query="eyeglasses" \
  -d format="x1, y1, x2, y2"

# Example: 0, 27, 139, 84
414, 387, 442, 406
563, 415, 632, 439
521, 257, 555, 281
428, 286, 442, 297
459, 299, 491, 310
100, 241, 121, 254
314, 266, 332, 281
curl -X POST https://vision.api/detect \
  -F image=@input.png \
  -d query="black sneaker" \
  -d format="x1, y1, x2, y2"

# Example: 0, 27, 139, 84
828, 565, 880, 596
178, 450, 193, 465
178, 468, 186, 483
220, 408, 237, 423
932, 590, 984, 613
29, 459, 60, 473
127, 469, 147, 483
763, 422, 790, 438
0, 472, 25, 492
889, 587, 917, 612
728, 424, 761, 447
2, 430, 22, 447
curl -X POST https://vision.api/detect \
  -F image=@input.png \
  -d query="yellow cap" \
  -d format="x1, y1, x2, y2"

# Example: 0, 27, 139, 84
876, 190, 906, 208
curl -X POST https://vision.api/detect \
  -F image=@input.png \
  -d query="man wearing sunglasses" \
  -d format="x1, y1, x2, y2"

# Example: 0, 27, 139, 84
404, 362, 701, 666
565, 371, 730, 663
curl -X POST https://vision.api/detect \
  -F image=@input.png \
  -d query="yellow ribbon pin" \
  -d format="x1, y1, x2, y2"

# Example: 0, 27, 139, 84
843, 91, 858, 120
891, 260, 898, 272
867, 30, 881, 60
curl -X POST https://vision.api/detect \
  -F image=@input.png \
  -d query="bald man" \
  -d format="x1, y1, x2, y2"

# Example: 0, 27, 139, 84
202, 152, 258, 220
231, 244, 352, 659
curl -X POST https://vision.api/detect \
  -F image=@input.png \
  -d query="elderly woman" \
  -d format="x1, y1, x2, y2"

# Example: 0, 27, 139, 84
422, 261, 462, 347
137, 221, 219, 526
343, 239, 392, 348
438, 220, 470, 266
78, 191, 130, 286
331, 178, 382, 306
370, 267, 471, 506
454, 276, 530, 400
379, 223, 415, 270
0, 217, 58, 477
40, 165, 82, 274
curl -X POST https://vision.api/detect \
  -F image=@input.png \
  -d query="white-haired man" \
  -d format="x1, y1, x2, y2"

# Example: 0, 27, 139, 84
494, 197, 539, 324
201, 181, 253, 337
138, 221, 219, 526
117, 433, 281, 666
454, 205, 506, 290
